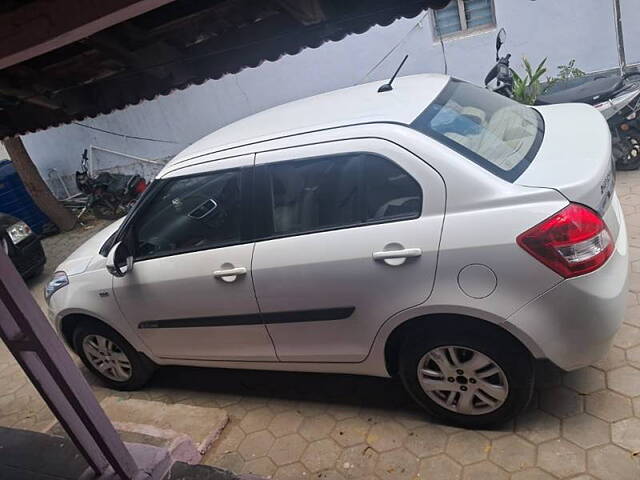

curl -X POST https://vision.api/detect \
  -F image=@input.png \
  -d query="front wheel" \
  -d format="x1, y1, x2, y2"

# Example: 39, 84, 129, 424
73, 321, 155, 390
398, 325, 534, 428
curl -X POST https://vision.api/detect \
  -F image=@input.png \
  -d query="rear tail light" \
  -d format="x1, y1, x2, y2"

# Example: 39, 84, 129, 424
517, 203, 613, 278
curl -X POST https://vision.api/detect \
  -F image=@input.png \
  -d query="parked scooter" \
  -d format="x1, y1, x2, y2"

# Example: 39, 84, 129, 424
75, 149, 148, 220
485, 29, 640, 170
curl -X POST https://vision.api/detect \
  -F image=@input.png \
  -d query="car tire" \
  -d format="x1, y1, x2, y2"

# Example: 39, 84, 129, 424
398, 322, 534, 429
72, 321, 155, 391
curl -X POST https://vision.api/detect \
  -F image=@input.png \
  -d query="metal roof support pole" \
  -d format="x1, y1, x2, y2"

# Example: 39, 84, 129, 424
612, 0, 627, 74
0, 248, 157, 480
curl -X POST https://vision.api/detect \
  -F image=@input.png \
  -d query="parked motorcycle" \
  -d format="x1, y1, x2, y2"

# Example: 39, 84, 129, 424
75, 149, 148, 220
485, 29, 640, 170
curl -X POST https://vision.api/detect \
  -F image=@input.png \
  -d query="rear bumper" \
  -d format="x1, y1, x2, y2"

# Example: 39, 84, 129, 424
505, 196, 628, 371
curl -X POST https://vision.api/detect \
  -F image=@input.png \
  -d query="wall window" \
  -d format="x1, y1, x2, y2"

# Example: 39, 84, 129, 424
433, 0, 495, 38
257, 153, 422, 239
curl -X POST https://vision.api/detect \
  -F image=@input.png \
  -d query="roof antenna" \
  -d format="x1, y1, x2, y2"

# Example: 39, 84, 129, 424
377, 54, 409, 93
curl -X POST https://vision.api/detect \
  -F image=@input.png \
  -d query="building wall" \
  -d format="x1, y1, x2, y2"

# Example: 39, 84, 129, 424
22, 0, 627, 197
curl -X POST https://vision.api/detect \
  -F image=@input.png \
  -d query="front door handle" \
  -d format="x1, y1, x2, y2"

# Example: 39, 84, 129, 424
213, 266, 247, 283
373, 248, 422, 260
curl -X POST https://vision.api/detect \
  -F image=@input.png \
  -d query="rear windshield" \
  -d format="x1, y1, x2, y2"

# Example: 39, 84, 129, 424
411, 79, 544, 182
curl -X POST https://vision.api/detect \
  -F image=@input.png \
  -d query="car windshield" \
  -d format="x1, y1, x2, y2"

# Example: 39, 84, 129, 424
411, 79, 544, 182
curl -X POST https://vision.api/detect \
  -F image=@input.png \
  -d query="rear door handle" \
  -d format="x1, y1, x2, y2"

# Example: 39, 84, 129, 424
213, 267, 247, 282
373, 248, 422, 260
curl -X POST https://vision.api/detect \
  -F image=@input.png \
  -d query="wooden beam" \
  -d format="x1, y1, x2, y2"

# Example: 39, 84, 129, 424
0, 0, 177, 70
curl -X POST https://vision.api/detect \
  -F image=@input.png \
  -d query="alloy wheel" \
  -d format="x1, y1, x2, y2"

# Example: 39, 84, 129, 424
82, 334, 132, 382
417, 346, 509, 415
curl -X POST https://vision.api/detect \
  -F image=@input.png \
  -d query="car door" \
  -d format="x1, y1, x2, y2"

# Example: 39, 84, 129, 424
112, 155, 277, 361
251, 138, 445, 362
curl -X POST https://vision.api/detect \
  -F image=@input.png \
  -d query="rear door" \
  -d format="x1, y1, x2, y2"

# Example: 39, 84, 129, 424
251, 138, 445, 362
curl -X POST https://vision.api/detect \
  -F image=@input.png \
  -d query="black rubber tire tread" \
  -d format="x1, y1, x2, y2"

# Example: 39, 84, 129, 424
398, 321, 534, 429
72, 321, 155, 391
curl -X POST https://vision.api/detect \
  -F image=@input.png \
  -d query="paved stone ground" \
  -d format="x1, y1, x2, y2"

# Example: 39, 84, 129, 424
3, 175, 640, 479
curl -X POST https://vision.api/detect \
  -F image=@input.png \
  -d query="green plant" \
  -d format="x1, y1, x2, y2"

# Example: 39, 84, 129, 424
511, 57, 548, 105
555, 59, 585, 82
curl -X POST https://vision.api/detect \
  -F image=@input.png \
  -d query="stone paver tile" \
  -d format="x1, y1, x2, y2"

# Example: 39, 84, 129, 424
515, 409, 560, 444
329, 403, 361, 421
539, 386, 583, 418
331, 417, 370, 447
239, 406, 274, 434
489, 435, 536, 472
301, 438, 341, 473
608, 366, 640, 397
630, 272, 640, 293
461, 461, 508, 480
299, 414, 336, 442
634, 396, 640, 416
562, 413, 610, 449
212, 452, 245, 473
238, 430, 275, 460
268, 433, 307, 466
446, 431, 489, 465
418, 454, 462, 480
562, 367, 605, 394
207, 424, 245, 458
267, 397, 298, 414
624, 305, 640, 327
510, 468, 555, 480
537, 438, 586, 478
593, 345, 627, 371
612, 417, 640, 452
268, 410, 303, 438
627, 345, 640, 367
242, 457, 277, 477
375, 448, 418, 480
585, 389, 633, 422
366, 421, 407, 453
274, 462, 310, 480
404, 424, 447, 457
587, 444, 640, 480
613, 324, 640, 349
337, 444, 378, 479
295, 400, 327, 417
312, 470, 345, 480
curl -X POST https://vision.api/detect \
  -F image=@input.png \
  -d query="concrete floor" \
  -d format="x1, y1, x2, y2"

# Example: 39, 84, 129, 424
2, 173, 640, 479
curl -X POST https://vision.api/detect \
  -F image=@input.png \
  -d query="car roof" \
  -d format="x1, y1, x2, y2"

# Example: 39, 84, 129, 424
164, 73, 450, 169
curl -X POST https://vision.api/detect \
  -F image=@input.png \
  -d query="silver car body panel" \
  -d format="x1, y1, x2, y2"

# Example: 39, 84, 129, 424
49, 74, 628, 378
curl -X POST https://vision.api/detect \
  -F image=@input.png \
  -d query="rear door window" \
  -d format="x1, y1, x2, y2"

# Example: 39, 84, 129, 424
255, 153, 422, 238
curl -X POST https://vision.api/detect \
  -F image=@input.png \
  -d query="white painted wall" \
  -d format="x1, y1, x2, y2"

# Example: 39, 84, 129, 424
21, 0, 628, 197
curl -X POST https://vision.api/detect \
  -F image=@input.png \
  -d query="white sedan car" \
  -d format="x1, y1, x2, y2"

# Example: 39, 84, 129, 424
46, 74, 628, 427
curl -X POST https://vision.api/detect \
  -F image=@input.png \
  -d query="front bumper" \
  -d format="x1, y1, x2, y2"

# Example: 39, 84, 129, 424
10, 235, 46, 278
505, 196, 629, 371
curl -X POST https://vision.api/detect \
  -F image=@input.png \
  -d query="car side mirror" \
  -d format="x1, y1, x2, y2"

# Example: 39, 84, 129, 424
496, 28, 506, 60
106, 241, 134, 277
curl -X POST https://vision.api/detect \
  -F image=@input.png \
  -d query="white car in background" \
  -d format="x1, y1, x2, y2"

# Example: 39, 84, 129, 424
46, 74, 628, 427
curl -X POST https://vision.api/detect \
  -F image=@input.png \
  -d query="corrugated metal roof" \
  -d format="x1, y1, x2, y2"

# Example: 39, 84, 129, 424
0, 0, 450, 138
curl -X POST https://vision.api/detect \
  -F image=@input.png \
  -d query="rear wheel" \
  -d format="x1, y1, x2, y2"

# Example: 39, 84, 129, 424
398, 324, 534, 428
73, 321, 155, 390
